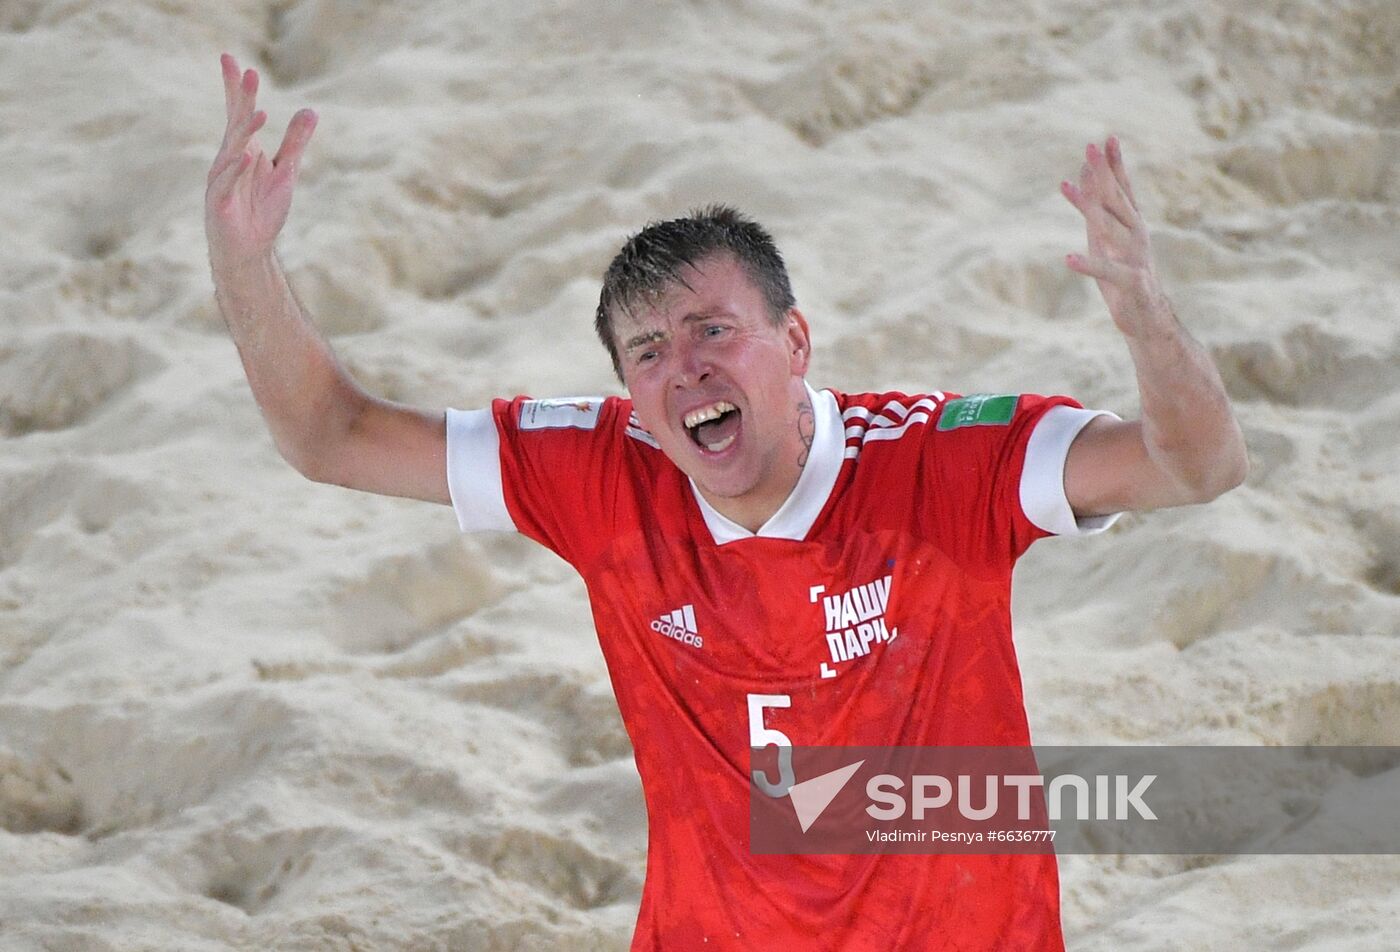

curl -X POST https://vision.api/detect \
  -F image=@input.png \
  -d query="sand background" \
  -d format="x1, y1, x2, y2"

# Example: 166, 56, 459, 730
2, 0, 1399, 948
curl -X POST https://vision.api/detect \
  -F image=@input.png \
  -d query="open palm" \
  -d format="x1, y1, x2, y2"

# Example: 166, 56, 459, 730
1060, 137, 1169, 336
204, 53, 317, 269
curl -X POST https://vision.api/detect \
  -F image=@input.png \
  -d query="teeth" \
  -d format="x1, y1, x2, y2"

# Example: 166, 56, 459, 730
683, 401, 737, 430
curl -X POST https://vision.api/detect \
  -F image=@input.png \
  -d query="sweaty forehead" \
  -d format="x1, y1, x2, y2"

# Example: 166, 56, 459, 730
616, 278, 694, 330
614, 256, 759, 330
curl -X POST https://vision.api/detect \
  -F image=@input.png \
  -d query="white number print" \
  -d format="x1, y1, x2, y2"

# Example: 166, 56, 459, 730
747, 693, 795, 798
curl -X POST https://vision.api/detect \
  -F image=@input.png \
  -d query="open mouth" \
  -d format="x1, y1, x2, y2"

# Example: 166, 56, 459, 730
683, 401, 742, 454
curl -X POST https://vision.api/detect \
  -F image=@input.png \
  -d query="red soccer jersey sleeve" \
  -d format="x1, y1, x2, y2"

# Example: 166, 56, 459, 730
481, 395, 633, 569
918, 390, 1091, 568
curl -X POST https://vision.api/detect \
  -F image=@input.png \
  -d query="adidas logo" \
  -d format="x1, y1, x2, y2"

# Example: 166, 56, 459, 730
650, 604, 704, 649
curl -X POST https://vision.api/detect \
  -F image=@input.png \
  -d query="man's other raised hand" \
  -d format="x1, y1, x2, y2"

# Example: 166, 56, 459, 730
1060, 136, 1172, 338
205, 53, 318, 271
1056, 136, 1249, 516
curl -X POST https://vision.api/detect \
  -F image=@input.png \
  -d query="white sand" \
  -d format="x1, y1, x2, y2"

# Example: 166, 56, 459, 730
2, 0, 1398, 948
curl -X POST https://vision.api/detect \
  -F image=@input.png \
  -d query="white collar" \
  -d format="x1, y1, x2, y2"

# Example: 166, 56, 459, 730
689, 382, 843, 545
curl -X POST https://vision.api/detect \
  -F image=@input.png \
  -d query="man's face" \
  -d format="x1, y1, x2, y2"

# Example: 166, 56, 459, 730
613, 254, 812, 526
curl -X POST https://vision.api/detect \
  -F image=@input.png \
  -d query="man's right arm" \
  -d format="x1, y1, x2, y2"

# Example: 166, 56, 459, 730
206, 53, 449, 506
211, 253, 449, 504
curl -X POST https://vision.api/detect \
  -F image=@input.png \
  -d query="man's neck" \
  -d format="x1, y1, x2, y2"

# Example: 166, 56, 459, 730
696, 476, 799, 534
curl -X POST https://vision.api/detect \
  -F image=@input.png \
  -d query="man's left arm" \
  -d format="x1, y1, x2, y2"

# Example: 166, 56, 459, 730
1058, 136, 1249, 519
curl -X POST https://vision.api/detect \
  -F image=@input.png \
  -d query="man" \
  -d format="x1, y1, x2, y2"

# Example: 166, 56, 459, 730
206, 52, 1247, 950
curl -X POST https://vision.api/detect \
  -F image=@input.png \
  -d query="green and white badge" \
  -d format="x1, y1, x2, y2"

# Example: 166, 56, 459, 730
936, 394, 1019, 430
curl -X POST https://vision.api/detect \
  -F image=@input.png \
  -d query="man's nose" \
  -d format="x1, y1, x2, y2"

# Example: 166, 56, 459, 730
672, 341, 710, 387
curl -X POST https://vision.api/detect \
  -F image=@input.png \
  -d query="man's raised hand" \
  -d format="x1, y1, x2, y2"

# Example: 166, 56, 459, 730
1061, 137, 1172, 336
205, 53, 318, 270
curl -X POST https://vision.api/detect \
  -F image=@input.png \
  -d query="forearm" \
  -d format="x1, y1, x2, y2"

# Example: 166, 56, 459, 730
211, 251, 363, 477
1122, 296, 1248, 499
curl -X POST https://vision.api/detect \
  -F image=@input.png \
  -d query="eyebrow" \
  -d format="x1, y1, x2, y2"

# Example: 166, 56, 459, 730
622, 311, 730, 352
623, 329, 666, 352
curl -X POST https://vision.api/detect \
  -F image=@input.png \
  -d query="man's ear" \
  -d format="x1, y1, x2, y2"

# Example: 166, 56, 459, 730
785, 307, 812, 376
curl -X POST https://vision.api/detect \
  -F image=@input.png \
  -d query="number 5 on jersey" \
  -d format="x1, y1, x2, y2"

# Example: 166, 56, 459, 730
748, 693, 795, 798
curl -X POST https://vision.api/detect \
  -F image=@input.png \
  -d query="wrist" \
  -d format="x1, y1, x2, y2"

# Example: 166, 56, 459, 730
209, 248, 280, 284
1117, 280, 1178, 342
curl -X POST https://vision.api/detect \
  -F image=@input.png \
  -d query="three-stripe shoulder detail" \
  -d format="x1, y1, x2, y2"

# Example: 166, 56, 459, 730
841, 394, 945, 460
625, 411, 661, 449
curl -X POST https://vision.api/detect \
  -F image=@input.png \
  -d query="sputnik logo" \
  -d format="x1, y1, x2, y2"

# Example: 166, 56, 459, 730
787, 760, 865, 833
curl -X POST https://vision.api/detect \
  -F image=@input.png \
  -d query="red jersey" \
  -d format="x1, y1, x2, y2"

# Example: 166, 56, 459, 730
446, 384, 1118, 950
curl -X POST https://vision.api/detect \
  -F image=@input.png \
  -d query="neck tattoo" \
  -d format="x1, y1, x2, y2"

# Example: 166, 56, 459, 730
795, 399, 815, 469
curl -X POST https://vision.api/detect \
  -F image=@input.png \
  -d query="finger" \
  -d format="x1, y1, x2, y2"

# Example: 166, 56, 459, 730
207, 150, 253, 206
220, 56, 256, 124
1059, 178, 1131, 243
239, 68, 260, 124
210, 110, 267, 182
221, 65, 259, 135
1065, 252, 1134, 286
1106, 135, 1139, 211
220, 53, 239, 117
218, 71, 257, 155
1081, 146, 1135, 232
1060, 178, 1091, 215
217, 107, 267, 159
218, 54, 254, 120
271, 109, 318, 178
